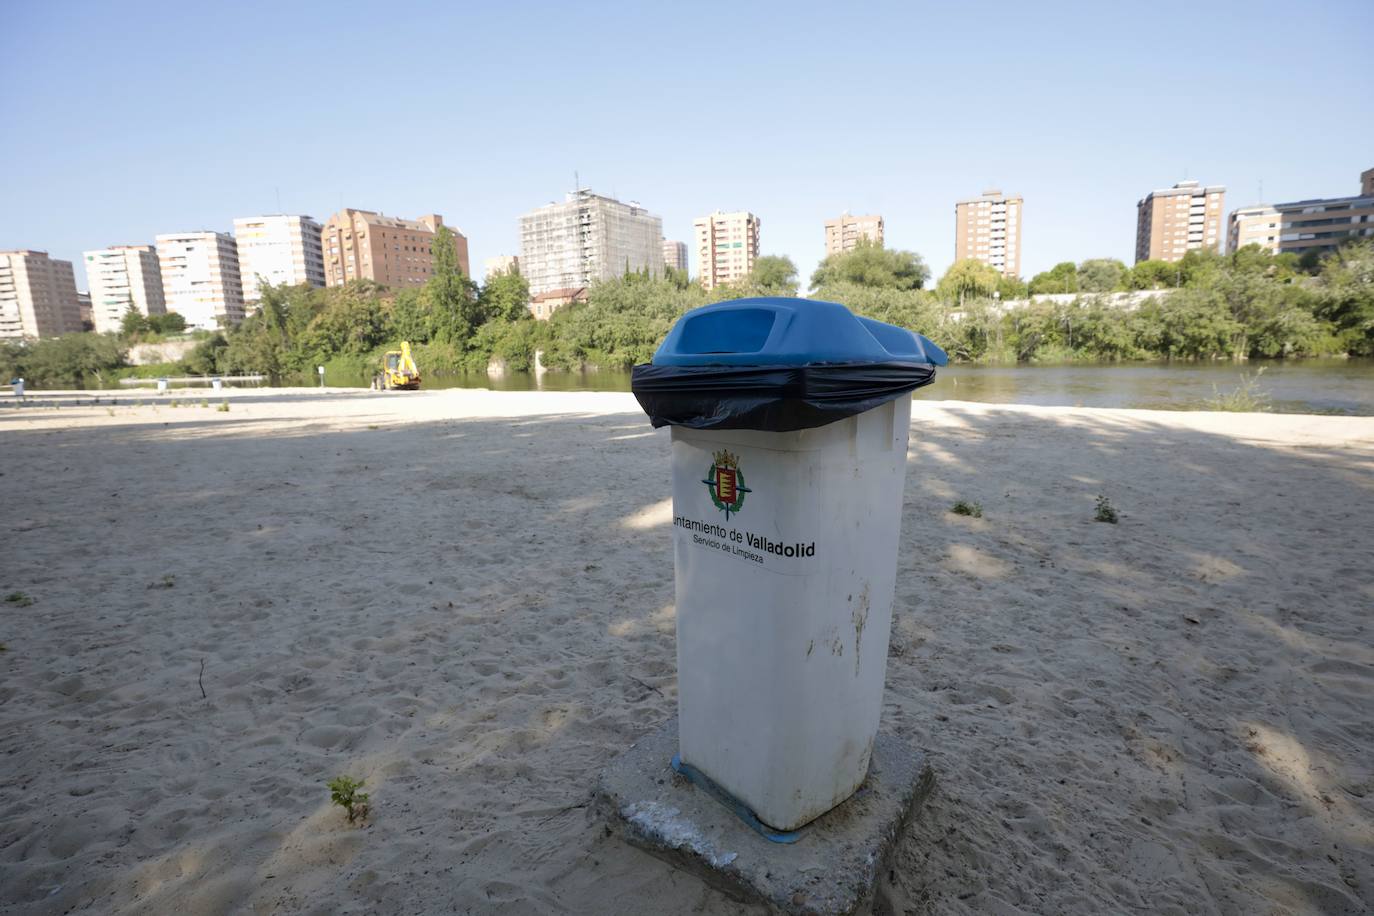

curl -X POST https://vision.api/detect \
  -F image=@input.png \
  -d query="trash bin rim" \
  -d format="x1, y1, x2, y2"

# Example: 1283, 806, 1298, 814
651, 295, 944, 368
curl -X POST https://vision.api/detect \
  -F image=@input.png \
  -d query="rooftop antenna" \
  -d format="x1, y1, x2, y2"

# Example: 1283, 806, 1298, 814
574, 170, 579, 193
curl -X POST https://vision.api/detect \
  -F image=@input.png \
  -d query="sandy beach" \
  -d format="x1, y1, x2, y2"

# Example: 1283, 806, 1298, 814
1, 386, 1371, 915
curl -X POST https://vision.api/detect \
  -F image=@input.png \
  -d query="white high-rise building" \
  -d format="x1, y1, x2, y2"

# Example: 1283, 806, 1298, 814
694, 211, 760, 290
155, 231, 245, 329
484, 254, 519, 280
83, 245, 166, 333
233, 215, 325, 302
519, 189, 663, 297
0, 250, 83, 339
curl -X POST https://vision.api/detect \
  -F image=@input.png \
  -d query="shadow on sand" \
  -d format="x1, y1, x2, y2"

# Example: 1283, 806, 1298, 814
0, 403, 1369, 914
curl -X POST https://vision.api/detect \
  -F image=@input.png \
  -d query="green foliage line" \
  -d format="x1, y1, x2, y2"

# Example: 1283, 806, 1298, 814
3, 240, 1372, 389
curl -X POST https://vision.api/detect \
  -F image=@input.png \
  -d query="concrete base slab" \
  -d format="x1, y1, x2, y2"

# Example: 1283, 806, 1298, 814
595, 718, 934, 915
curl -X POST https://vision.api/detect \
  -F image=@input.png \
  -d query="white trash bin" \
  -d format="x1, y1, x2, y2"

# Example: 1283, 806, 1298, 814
156, 377, 168, 393
633, 297, 946, 831
212, 377, 223, 392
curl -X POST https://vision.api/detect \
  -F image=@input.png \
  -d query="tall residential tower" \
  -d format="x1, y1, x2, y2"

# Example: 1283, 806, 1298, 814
519, 189, 663, 297
83, 245, 166, 333
824, 213, 884, 255
233, 215, 325, 302
662, 239, 689, 273
694, 210, 760, 290
954, 191, 1022, 277
1135, 180, 1225, 263
155, 231, 245, 329
0, 250, 83, 339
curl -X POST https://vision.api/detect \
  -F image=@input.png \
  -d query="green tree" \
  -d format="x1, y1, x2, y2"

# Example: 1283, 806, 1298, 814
183, 333, 228, 375
1313, 240, 1374, 354
221, 282, 324, 382
425, 225, 482, 345
662, 266, 694, 289
996, 274, 1029, 301
477, 268, 532, 323
120, 305, 150, 338
300, 282, 388, 359
748, 256, 799, 295
937, 259, 1002, 303
147, 312, 187, 334
1176, 248, 1224, 287
811, 239, 929, 292
1128, 260, 1179, 290
10, 334, 126, 388
1076, 258, 1129, 293
386, 288, 430, 344
1028, 262, 1078, 295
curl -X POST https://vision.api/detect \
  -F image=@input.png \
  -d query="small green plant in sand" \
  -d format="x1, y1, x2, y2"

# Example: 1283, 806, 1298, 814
327, 775, 370, 823
1094, 495, 1119, 524
1206, 369, 1272, 413
217, 401, 230, 412
169, 399, 180, 408
200, 399, 209, 408
950, 500, 983, 518
5, 592, 34, 607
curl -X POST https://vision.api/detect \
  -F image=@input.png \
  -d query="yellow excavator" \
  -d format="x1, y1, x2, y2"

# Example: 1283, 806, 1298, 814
374, 341, 421, 390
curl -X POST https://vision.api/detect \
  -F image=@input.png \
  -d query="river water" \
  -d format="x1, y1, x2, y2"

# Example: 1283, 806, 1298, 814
334, 359, 1374, 416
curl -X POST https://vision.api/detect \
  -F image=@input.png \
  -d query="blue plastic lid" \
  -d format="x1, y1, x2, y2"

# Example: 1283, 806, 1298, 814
651, 296, 948, 367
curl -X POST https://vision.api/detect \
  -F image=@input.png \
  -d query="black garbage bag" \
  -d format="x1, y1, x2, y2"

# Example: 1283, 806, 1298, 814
630, 361, 937, 433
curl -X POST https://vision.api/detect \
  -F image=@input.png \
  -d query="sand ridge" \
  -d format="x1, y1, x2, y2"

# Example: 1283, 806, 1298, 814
0, 388, 1371, 914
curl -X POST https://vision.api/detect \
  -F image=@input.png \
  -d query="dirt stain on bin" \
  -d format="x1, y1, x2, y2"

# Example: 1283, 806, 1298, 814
852, 583, 870, 677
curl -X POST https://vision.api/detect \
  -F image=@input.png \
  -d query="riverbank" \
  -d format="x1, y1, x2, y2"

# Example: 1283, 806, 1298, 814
1, 390, 1370, 914
35, 355, 1371, 417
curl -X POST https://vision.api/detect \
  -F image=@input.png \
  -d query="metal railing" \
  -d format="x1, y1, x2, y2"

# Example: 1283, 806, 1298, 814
118, 375, 265, 387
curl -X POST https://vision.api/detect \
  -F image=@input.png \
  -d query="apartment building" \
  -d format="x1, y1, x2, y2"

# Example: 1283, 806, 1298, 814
1135, 180, 1225, 263
319, 210, 469, 288
1272, 195, 1374, 258
233, 215, 325, 302
824, 213, 884, 255
0, 250, 83, 339
1228, 173, 1374, 257
954, 191, 1022, 277
484, 255, 519, 280
519, 189, 663, 297
1227, 205, 1283, 254
154, 231, 245, 329
694, 210, 760, 290
83, 244, 166, 333
77, 291, 92, 330
663, 239, 689, 273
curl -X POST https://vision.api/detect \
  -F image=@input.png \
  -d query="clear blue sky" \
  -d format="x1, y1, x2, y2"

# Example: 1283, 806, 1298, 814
3, 0, 1371, 291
